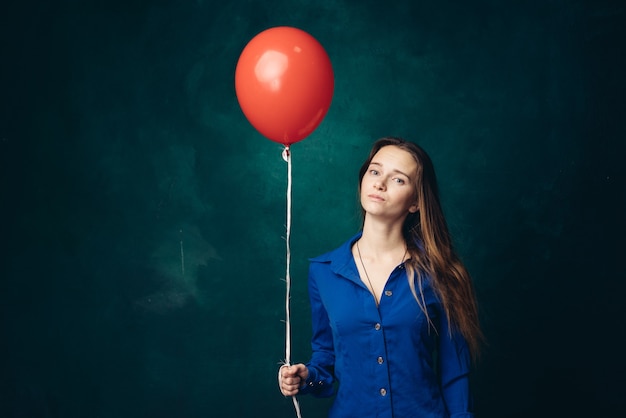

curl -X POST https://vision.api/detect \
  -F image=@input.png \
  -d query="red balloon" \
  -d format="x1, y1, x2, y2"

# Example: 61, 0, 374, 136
235, 27, 334, 145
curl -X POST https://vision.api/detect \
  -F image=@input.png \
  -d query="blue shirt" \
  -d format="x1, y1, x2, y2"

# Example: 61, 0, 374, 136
299, 232, 474, 418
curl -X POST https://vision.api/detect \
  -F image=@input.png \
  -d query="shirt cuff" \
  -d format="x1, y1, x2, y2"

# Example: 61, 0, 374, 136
298, 366, 327, 395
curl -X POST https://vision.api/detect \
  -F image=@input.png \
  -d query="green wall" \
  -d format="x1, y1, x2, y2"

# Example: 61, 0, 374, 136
1, 0, 624, 417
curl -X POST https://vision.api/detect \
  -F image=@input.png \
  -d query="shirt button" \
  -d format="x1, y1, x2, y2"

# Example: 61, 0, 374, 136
384, 290, 392, 297
380, 388, 387, 396
374, 323, 381, 331
377, 356, 384, 364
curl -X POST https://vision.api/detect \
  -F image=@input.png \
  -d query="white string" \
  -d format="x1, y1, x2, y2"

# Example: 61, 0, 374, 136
282, 146, 302, 418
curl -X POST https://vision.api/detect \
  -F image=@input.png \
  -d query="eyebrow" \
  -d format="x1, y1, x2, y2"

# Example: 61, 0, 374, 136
369, 161, 411, 179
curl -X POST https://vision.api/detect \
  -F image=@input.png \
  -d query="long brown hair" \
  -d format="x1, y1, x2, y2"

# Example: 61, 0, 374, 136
358, 137, 483, 360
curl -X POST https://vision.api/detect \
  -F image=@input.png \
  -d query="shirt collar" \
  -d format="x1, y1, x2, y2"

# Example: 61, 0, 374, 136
310, 231, 363, 284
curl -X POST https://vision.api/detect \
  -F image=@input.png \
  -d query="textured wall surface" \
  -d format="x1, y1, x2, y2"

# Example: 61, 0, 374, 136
1, 0, 624, 417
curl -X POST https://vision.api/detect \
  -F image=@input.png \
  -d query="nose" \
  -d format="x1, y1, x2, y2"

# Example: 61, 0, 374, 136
373, 179, 385, 191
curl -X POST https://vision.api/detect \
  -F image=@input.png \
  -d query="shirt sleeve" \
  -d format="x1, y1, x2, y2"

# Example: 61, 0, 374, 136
438, 312, 474, 418
298, 263, 336, 398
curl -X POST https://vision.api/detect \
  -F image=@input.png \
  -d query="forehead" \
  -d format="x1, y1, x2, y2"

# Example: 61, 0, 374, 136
371, 145, 418, 176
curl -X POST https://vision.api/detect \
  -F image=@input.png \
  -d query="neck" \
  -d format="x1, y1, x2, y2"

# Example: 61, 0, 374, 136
359, 215, 406, 258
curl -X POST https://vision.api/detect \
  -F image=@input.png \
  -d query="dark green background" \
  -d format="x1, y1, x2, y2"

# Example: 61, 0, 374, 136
1, 0, 624, 417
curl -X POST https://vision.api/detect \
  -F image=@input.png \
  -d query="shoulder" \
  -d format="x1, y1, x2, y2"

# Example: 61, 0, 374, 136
409, 267, 441, 308
307, 232, 362, 285
309, 232, 361, 265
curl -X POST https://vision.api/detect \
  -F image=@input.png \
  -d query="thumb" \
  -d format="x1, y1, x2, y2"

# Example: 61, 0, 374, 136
292, 363, 309, 380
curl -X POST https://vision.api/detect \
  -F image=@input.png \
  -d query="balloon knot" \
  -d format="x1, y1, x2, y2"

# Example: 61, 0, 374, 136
282, 147, 291, 162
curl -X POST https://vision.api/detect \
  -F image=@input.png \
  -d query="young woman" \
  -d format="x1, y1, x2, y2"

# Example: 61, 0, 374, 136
279, 137, 482, 417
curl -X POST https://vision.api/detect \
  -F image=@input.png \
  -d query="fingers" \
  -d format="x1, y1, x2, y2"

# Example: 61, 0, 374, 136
278, 364, 307, 397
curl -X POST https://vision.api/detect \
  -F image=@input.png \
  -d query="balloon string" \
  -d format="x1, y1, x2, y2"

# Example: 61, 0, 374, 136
282, 146, 302, 418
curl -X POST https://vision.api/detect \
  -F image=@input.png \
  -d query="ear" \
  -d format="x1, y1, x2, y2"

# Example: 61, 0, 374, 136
408, 202, 419, 213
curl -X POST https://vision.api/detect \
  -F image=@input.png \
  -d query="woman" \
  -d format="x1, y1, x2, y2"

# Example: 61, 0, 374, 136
279, 137, 482, 417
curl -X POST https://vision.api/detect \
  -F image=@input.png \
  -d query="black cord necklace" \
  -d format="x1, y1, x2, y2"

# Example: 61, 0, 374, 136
356, 240, 408, 304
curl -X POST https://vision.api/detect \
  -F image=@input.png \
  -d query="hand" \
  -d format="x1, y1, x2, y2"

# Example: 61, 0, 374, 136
278, 363, 309, 396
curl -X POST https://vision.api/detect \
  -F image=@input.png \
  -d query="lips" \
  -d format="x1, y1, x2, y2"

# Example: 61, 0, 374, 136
368, 194, 384, 202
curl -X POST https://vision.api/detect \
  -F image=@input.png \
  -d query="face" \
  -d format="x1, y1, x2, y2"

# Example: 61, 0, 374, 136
360, 145, 419, 221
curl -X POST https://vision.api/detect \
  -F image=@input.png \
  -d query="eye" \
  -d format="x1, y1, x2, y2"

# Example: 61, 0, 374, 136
393, 177, 406, 185
369, 169, 380, 176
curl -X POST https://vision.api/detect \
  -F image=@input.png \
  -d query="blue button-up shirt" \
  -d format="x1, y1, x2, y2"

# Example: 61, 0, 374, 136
299, 233, 473, 418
